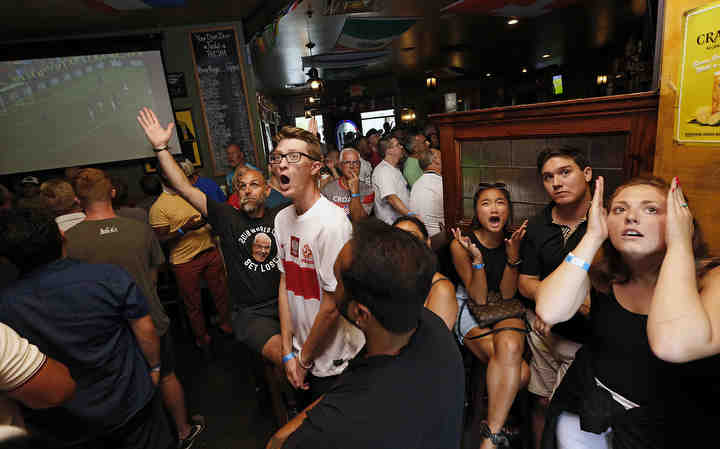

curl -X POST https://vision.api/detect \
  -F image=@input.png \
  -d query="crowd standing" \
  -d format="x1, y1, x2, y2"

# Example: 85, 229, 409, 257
0, 108, 717, 449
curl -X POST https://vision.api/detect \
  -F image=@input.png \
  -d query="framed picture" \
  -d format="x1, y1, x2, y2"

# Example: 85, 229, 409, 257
144, 108, 202, 173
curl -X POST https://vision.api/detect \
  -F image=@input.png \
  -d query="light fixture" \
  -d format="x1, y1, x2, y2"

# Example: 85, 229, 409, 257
426, 75, 438, 89
542, 53, 551, 58
596, 75, 608, 85
522, 68, 528, 73
507, 18, 519, 25
486, 72, 491, 77
305, 95, 320, 106
400, 108, 416, 122
304, 9, 323, 91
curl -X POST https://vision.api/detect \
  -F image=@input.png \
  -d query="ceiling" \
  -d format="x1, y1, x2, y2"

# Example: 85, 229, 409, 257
0, 0, 654, 96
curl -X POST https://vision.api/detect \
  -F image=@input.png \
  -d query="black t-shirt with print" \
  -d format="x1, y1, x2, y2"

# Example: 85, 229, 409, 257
206, 199, 280, 307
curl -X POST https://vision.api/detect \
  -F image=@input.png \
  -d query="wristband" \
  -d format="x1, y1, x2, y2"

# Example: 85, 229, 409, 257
177, 228, 185, 235
152, 145, 169, 153
407, 212, 416, 216
282, 352, 296, 364
351, 193, 362, 198
150, 365, 161, 373
472, 263, 485, 270
565, 252, 590, 272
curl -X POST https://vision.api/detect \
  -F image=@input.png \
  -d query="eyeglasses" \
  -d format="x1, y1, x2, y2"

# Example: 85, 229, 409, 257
268, 152, 320, 165
477, 182, 507, 189
340, 161, 361, 167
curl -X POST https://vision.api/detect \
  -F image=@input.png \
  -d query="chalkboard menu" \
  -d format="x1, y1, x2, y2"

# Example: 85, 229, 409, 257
190, 27, 259, 175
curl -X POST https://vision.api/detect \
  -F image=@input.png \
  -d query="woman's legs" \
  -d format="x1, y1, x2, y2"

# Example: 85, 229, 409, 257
556, 412, 611, 449
464, 318, 529, 448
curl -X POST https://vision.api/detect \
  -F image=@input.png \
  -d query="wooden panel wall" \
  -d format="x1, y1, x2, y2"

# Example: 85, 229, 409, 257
654, 0, 720, 255
431, 93, 659, 229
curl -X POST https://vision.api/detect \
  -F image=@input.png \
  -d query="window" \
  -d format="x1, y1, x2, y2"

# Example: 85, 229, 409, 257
360, 109, 395, 135
294, 115, 325, 143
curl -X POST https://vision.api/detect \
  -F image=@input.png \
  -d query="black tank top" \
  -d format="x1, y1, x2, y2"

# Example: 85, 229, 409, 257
466, 231, 507, 293
590, 288, 720, 412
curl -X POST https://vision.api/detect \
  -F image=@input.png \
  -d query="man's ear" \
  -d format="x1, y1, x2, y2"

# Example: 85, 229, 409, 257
355, 303, 372, 327
111, 188, 116, 199
310, 160, 323, 177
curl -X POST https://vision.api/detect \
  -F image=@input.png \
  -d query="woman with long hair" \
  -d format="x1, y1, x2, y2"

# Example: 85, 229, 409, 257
535, 176, 720, 448
450, 183, 529, 449
393, 215, 457, 329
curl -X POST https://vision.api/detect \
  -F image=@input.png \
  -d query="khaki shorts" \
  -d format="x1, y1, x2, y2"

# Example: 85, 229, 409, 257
526, 310, 582, 399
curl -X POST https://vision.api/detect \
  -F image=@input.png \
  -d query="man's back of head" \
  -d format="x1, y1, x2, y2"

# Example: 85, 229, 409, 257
341, 221, 436, 334
40, 179, 81, 217
0, 208, 63, 275
74, 168, 113, 207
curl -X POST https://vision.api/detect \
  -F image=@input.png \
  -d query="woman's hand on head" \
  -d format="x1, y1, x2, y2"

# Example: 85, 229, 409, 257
586, 176, 608, 245
665, 177, 694, 250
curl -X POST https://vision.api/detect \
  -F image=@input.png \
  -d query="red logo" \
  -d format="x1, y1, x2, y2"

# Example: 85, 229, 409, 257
290, 236, 300, 258
302, 244, 314, 265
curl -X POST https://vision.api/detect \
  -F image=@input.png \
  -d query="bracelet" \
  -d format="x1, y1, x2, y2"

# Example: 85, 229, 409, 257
565, 252, 590, 272
407, 212, 416, 216
298, 350, 314, 370
507, 258, 523, 268
472, 263, 485, 270
351, 193, 362, 198
282, 352, 296, 364
152, 145, 169, 153
150, 365, 161, 373
177, 228, 185, 235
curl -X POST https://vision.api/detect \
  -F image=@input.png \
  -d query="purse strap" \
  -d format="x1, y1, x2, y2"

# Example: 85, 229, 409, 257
457, 298, 530, 341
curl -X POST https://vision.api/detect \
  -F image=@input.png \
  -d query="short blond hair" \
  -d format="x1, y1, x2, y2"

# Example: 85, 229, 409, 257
274, 126, 323, 161
73, 168, 112, 204
40, 179, 78, 215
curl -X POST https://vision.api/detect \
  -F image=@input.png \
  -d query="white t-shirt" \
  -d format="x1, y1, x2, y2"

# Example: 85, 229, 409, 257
275, 196, 364, 377
0, 322, 47, 429
372, 160, 410, 225
409, 172, 445, 237
359, 157, 373, 186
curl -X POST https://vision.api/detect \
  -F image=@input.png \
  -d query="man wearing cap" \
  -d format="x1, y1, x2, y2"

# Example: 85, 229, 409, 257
16, 176, 44, 210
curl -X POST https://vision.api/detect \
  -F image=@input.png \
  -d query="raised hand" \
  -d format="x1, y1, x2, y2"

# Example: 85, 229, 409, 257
451, 227, 483, 263
505, 219, 528, 263
137, 107, 175, 150
665, 177, 694, 249
586, 176, 608, 245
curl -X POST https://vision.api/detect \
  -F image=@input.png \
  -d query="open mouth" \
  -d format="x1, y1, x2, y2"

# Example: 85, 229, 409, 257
622, 229, 644, 237
280, 175, 290, 185
489, 216, 501, 225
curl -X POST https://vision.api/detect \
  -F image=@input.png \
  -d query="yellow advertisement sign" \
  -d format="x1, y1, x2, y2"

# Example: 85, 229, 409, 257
676, 1, 720, 144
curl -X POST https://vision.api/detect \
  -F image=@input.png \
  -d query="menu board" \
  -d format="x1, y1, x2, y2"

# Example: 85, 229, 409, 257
675, 1, 720, 144
190, 27, 259, 175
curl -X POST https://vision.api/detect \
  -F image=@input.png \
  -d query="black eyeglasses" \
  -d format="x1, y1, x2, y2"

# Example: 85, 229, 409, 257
477, 182, 507, 189
268, 152, 321, 165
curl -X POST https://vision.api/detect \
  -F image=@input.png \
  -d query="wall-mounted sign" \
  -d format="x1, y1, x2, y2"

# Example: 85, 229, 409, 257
166, 72, 187, 98
444, 93, 457, 112
675, 1, 720, 144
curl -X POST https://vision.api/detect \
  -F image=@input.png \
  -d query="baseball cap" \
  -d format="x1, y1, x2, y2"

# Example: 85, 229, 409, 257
21, 176, 40, 185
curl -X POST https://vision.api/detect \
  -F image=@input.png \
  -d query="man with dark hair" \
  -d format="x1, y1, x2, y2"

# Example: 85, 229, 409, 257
137, 107, 284, 367
109, 175, 148, 223
66, 167, 204, 449
372, 136, 411, 225
266, 222, 465, 449
519, 146, 593, 449
0, 208, 174, 449
409, 148, 444, 237
138, 174, 162, 211
364, 129, 382, 168
39, 179, 86, 232
402, 130, 428, 188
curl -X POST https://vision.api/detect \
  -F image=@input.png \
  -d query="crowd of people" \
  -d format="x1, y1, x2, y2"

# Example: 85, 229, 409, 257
0, 106, 718, 449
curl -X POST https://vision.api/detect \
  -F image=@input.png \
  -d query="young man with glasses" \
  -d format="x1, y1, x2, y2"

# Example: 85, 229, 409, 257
269, 126, 364, 405
321, 148, 374, 222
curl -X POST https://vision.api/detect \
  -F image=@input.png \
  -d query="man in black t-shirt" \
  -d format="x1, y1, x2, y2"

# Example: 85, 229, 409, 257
267, 222, 465, 449
518, 146, 593, 449
138, 108, 283, 365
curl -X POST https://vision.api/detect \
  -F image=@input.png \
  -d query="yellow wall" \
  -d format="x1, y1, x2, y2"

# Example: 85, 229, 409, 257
654, 0, 720, 254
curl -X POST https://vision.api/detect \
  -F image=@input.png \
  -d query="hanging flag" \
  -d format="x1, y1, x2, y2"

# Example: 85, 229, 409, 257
335, 17, 418, 51
440, 0, 579, 18
85, 0, 185, 12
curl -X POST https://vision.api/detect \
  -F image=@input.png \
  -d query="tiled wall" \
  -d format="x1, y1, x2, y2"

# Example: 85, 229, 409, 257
461, 134, 627, 225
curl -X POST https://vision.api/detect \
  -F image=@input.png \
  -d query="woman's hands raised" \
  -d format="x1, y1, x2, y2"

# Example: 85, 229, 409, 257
665, 177, 694, 250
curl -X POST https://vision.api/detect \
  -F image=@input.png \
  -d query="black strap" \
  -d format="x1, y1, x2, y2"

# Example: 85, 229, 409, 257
431, 276, 450, 286
457, 298, 530, 341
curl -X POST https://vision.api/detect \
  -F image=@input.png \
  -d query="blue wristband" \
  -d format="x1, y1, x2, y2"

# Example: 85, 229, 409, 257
351, 193, 362, 198
565, 252, 590, 272
407, 212, 416, 216
282, 352, 296, 364
472, 263, 485, 270
177, 228, 184, 235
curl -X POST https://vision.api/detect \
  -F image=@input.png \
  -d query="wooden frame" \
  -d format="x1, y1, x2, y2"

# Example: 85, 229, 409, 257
189, 26, 260, 176
430, 92, 660, 228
